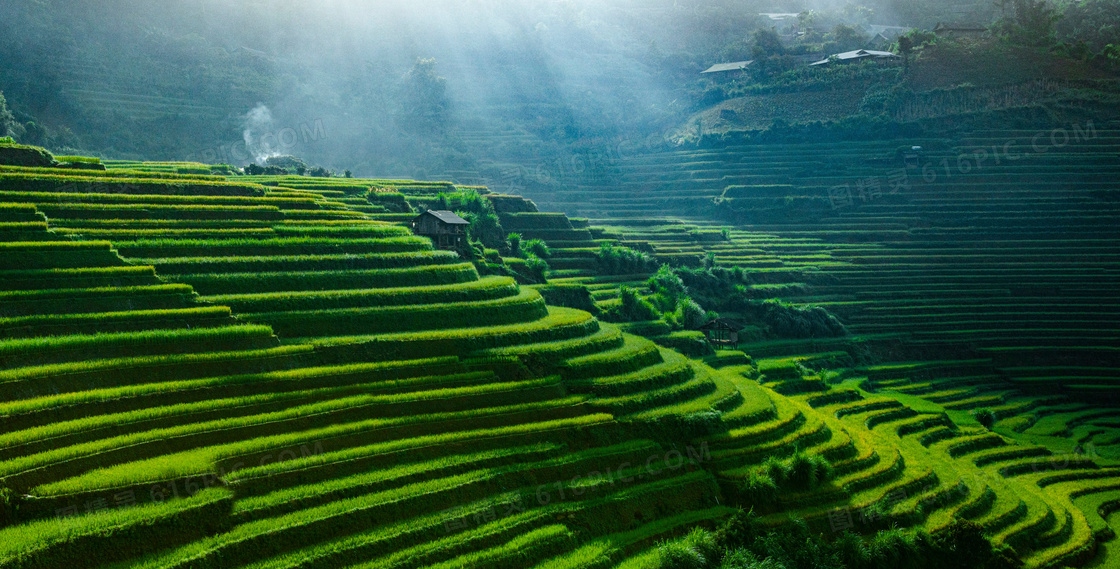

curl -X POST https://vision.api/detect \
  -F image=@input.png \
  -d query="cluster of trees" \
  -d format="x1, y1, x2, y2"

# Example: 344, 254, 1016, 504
655, 511, 1021, 569
673, 266, 848, 339
736, 451, 834, 509
604, 265, 712, 329
243, 155, 340, 177
594, 243, 659, 275
601, 263, 848, 341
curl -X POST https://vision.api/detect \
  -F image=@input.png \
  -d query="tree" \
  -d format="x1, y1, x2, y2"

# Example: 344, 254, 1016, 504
751, 28, 785, 58
0, 92, 23, 141
831, 24, 868, 51
997, 0, 1062, 46
400, 58, 451, 133
899, 35, 915, 71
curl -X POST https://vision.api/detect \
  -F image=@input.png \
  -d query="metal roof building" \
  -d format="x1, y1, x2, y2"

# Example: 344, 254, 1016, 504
810, 49, 900, 66
702, 61, 753, 74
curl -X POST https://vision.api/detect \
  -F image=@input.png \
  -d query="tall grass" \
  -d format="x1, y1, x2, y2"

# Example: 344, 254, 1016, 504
0, 324, 275, 368
37, 204, 285, 221
0, 266, 159, 291
0, 172, 266, 197
244, 288, 546, 336
308, 306, 599, 360
0, 189, 311, 208
116, 237, 431, 258
0, 488, 232, 569
0, 377, 560, 456
135, 251, 461, 275
25, 400, 599, 494
203, 276, 517, 312
166, 264, 480, 295
0, 354, 449, 420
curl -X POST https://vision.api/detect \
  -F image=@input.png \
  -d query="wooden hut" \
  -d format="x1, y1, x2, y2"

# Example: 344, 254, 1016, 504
698, 318, 745, 346
411, 210, 470, 251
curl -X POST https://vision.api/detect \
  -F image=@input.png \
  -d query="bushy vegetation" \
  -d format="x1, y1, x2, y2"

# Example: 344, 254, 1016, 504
734, 451, 834, 508
733, 300, 847, 339
654, 512, 1021, 569
595, 243, 658, 275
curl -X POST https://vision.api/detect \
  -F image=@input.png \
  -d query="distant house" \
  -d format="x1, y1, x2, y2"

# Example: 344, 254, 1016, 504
702, 61, 753, 75
866, 25, 913, 40
865, 33, 893, 50
698, 318, 745, 346
933, 23, 988, 38
760, 13, 799, 22
810, 49, 900, 66
411, 210, 470, 251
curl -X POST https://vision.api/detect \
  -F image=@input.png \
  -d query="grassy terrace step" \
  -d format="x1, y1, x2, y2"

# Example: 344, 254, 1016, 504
0, 190, 313, 209
201, 276, 517, 313
0, 241, 123, 270
561, 336, 663, 382
0, 173, 267, 197
0, 306, 237, 339
55, 228, 280, 240
158, 469, 713, 569
127, 250, 461, 275
10, 397, 595, 495
474, 323, 625, 364
590, 373, 714, 417
0, 372, 550, 467
533, 507, 735, 569
243, 288, 546, 337
40, 203, 285, 221
0, 284, 196, 317
0, 324, 278, 371
307, 306, 599, 362
231, 440, 660, 521
0, 488, 233, 569
567, 350, 692, 398
113, 237, 431, 258
167, 263, 479, 295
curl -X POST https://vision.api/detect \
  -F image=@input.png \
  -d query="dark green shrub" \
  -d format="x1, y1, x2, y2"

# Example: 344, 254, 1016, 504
974, 408, 996, 430
0, 141, 54, 168
738, 471, 779, 507
786, 452, 832, 491
524, 238, 550, 259
659, 528, 719, 569
613, 286, 660, 322
731, 299, 847, 339
595, 243, 658, 275
0, 487, 19, 527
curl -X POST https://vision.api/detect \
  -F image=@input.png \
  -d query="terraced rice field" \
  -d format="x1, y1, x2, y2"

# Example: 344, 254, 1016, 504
0, 163, 783, 568
502, 127, 1120, 565
3, 124, 1120, 567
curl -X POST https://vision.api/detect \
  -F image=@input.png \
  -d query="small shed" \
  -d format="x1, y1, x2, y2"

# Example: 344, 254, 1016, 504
411, 210, 470, 251
933, 23, 987, 39
810, 49, 900, 67
698, 318, 745, 346
702, 61, 754, 75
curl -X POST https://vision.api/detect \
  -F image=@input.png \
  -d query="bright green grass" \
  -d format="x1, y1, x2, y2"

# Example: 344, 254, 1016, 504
0, 324, 274, 362
246, 287, 546, 337
0, 488, 232, 567
167, 263, 480, 295
0, 306, 232, 332
201, 276, 517, 312
28, 402, 601, 495
0, 375, 557, 453
131, 250, 461, 274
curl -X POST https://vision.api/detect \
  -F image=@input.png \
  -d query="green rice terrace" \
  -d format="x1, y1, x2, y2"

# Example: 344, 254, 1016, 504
1, 123, 1119, 569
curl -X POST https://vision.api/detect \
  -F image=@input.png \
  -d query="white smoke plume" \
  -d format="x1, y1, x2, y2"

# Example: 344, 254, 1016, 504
242, 103, 279, 163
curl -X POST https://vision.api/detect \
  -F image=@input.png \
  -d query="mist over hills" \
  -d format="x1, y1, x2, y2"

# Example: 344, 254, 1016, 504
0, 0, 1020, 175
